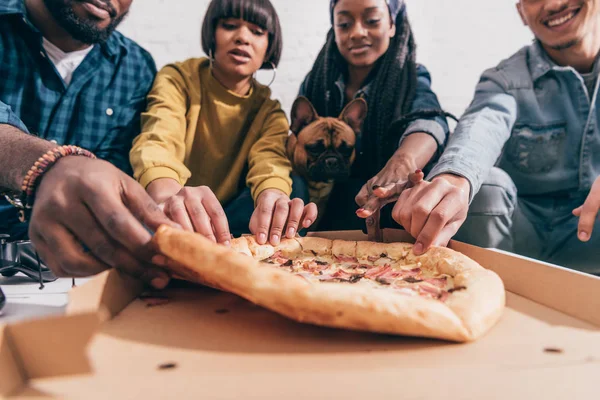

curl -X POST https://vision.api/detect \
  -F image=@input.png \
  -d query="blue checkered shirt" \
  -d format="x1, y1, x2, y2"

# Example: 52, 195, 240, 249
0, 0, 157, 236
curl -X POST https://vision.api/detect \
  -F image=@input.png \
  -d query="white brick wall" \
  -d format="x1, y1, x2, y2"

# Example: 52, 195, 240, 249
119, 0, 532, 118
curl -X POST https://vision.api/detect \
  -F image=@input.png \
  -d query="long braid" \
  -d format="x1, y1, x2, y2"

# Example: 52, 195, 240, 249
304, 6, 418, 179
366, 9, 417, 174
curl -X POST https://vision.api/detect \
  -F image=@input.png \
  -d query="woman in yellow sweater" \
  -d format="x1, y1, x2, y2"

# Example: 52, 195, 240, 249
130, 0, 316, 246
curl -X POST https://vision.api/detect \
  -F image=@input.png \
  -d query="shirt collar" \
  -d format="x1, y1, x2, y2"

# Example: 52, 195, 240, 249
529, 40, 555, 82
334, 74, 372, 101
529, 39, 599, 82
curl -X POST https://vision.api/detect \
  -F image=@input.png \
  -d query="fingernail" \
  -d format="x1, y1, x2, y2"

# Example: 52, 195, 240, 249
258, 233, 267, 243
579, 231, 589, 242
415, 169, 422, 174
272, 234, 280, 244
223, 240, 231, 247
151, 275, 170, 290
413, 242, 424, 254
357, 208, 365, 213
304, 220, 312, 228
152, 255, 168, 267
288, 227, 296, 237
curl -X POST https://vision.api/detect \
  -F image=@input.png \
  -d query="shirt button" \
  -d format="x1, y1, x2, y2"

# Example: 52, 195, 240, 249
106, 108, 114, 116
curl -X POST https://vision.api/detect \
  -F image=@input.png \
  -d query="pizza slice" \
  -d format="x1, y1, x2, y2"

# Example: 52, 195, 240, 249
153, 226, 505, 342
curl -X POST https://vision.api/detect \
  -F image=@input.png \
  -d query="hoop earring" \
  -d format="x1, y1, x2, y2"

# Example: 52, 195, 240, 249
208, 49, 214, 68
266, 61, 277, 87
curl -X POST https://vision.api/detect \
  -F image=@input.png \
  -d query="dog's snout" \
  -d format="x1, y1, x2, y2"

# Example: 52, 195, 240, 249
325, 157, 339, 168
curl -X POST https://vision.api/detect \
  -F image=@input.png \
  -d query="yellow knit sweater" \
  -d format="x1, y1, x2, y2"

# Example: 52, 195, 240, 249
130, 57, 292, 204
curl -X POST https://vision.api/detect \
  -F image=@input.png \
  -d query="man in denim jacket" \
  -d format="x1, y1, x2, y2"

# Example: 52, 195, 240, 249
391, 0, 600, 274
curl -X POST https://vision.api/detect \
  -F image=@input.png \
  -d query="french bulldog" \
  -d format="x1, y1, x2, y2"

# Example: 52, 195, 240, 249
286, 96, 367, 221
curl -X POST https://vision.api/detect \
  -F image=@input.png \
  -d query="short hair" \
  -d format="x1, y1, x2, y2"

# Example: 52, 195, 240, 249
201, 0, 282, 69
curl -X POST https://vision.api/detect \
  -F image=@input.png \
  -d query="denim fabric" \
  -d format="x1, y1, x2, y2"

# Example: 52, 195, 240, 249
430, 41, 600, 202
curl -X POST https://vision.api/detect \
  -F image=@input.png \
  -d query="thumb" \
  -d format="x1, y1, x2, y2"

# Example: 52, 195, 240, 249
124, 179, 180, 232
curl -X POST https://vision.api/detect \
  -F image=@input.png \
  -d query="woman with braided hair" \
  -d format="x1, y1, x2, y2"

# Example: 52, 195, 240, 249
298, 0, 449, 231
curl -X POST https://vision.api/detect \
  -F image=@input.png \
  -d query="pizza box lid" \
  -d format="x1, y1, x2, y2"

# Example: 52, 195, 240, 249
1, 229, 599, 399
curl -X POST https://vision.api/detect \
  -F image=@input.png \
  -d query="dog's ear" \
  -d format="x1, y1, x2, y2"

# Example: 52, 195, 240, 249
290, 96, 318, 135
340, 98, 367, 133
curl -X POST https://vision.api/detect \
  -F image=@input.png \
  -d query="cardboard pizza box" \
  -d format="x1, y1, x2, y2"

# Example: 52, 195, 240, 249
1, 229, 599, 399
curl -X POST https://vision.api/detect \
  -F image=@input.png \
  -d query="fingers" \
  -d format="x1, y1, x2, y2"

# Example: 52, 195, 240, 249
408, 169, 425, 186
269, 198, 290, 245
413, 194, 465, 255
120, 177, 179, 232
355, 184, 370, 207
164, 197, 194, 232
29, 222, 109, 278
199, 189, 231, 245
407, 191, 445, 239
431, 220, 465, 248
284, 198, 304, 238
575, 197, 600, 242
82, 182, 171, 260
300, 202, 318, 228
252, 194, 276, 245
183, 195, 216, 242
392, 187, 417, 233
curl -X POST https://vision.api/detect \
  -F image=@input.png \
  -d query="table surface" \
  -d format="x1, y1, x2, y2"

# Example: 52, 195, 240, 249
0, 275, 89, 324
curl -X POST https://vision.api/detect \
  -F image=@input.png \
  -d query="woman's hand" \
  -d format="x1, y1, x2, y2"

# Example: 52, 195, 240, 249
160, 185, 231, 245
250, 189, 318, 245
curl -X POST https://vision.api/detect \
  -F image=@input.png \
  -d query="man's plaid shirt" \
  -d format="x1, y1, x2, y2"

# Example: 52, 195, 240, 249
0, 0, 157, 235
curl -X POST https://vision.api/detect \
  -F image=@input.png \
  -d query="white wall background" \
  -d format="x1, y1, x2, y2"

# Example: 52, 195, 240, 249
119, 0, 533, 118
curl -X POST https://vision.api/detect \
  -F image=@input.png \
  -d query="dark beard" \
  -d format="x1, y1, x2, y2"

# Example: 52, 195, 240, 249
549, 38, 581, 51
43, 0, 127, 44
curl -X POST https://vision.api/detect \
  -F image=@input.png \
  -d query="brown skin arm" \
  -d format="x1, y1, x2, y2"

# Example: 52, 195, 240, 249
0, 124, 55, 191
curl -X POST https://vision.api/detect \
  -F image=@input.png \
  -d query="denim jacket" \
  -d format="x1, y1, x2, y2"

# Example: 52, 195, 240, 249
298, 63, 449, 157
429, 41, 600, 201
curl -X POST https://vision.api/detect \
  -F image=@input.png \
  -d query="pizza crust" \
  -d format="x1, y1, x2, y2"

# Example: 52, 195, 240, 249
153, 226, 505, 342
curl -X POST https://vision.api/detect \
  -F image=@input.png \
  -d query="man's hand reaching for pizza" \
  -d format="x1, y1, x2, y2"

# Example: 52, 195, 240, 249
29, 157, 178, 288
392, 174, 471, 255
250, 189, 318, 246
572, 175, 600, 242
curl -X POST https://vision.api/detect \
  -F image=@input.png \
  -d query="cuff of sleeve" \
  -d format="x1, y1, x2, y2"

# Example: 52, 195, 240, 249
138, 166, 184, 189
0, 104, 29, 133
251, 177, 292, 203
400, 119, 446, 147
427, 160, 480, 203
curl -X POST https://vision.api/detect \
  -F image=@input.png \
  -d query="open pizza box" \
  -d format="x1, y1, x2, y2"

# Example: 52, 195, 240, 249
1, 229, 600, 399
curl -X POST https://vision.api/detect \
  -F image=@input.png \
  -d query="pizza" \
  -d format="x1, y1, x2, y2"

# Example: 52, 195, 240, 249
152, 225, 505, 342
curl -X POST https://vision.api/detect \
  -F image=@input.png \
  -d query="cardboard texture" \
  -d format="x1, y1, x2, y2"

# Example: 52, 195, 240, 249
1, 229, 599, 399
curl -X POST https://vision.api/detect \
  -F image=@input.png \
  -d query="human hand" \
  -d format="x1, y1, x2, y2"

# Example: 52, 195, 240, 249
391, 174, 470, 255
161, 185, 231, 245
250, 189, 318, 245
572, 176, 600, 242
29, 157, 178, 288
355, 155, 420, 218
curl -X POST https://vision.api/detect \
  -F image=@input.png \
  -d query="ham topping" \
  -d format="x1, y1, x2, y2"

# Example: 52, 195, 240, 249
334, 254, 358, 263
423, 277, 448, 289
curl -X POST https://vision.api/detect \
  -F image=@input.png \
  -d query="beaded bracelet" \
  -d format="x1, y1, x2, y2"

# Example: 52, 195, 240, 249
17, 145, 96, 221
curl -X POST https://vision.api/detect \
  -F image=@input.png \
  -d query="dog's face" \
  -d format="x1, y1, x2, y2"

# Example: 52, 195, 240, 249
287, 96, 367, 182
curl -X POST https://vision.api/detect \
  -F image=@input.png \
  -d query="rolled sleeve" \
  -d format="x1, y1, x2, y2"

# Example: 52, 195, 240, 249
398, 64, 449, 149
0, 101, 29, 133
402, 118, 447, 147
427, 69, 517, 202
